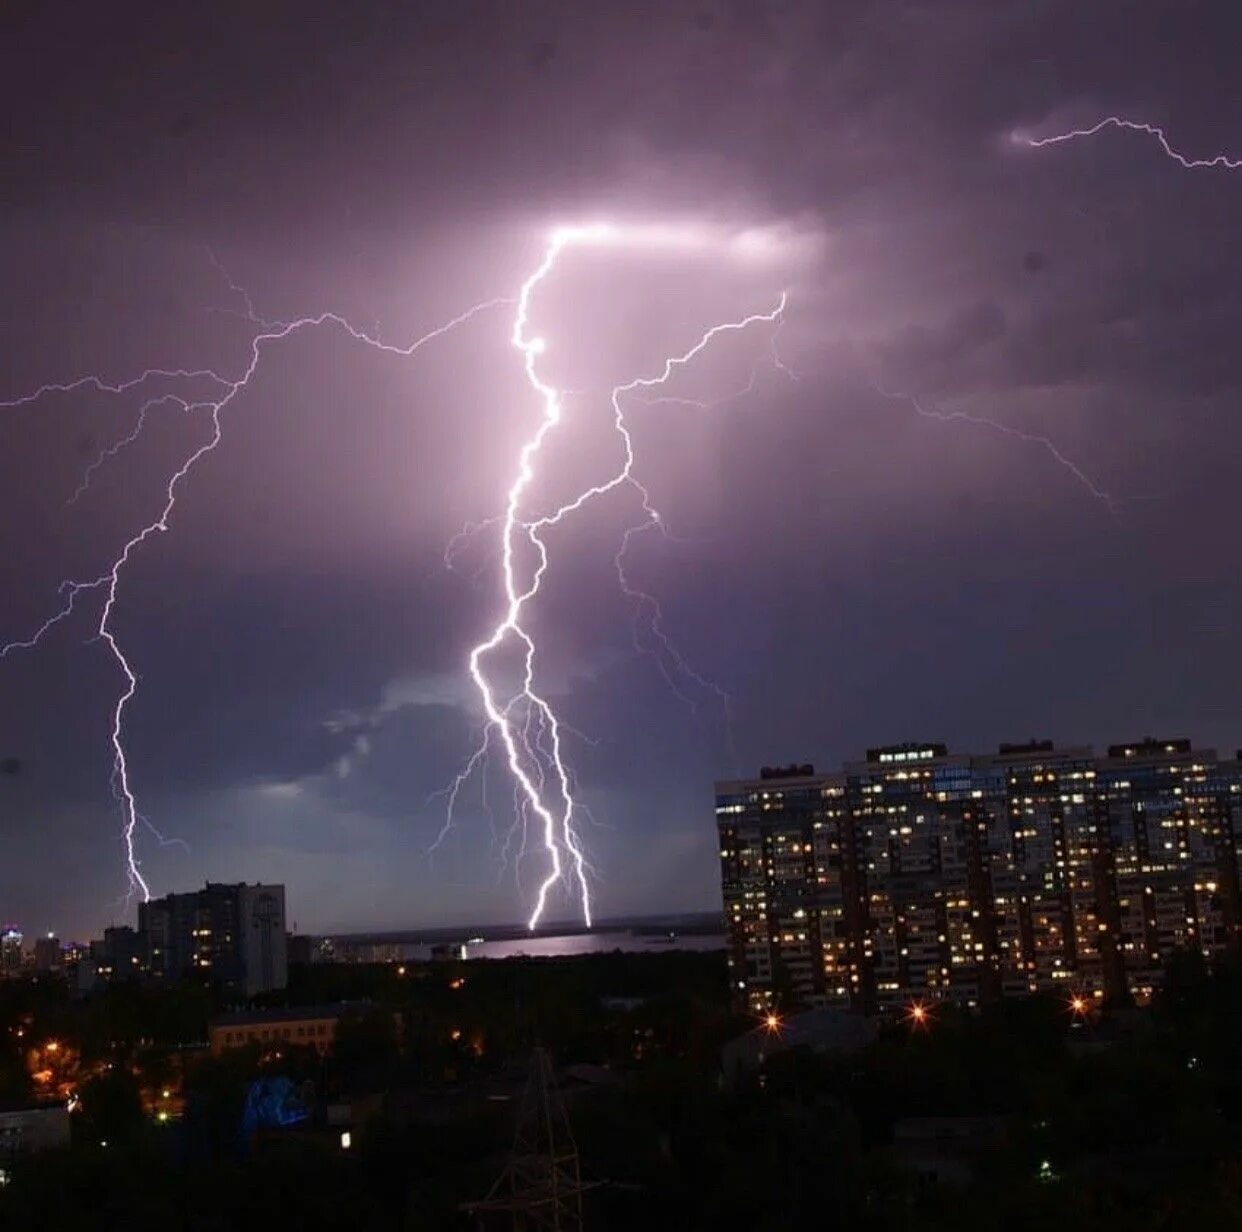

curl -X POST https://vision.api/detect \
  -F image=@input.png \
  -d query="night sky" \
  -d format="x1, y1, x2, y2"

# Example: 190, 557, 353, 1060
2, 2, 1240, 939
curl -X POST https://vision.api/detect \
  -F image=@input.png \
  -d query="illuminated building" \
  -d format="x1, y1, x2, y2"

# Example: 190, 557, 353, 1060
140, 882, 287, 996
88, 925, 143, 982
209, 1006, 340, 1056
0, 928, 23, 976
717, 739, 1242, 1014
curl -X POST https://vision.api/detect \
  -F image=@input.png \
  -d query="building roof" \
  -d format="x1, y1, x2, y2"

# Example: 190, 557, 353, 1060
209, 1003, 358, 1027
721, 1006, 877, 1075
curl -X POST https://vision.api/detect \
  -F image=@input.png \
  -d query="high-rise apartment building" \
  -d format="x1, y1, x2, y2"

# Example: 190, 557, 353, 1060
139, 882, 287, 997
717, 739, 1242, 1016
0, 927, 22, 976
32, 934, 61, 972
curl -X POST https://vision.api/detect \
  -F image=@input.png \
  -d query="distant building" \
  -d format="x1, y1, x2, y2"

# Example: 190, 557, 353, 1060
1, 928, 23, 976
67, 957, 100, 998
209, 1005, 346, 1056
721, 1006, 876, 1082
32, 935, 60, 972
718, 739, 1242, 1015
141, 883, 287, 997
336, 940, 404, 964
89, 926, 144, 981
430, 943, 468, 962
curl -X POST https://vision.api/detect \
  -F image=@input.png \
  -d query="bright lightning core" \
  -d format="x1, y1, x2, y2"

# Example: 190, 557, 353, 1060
458, 224, 789, 930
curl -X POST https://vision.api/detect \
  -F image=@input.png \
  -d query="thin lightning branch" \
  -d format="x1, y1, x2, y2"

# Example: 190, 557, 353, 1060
205, 246, 288, 329
527, 290, 788, 534
0, 369, 233, 411
593, 299, 787, 741
3, 296, 511, 902
613, 325, 796, 728
614, 520, 731, 720
871, 381, 1118, 518
440, 515, 504, 580
0, 577, 108, 662
498, 777, 531, 892
428, 719, 498, 853
70, 394, 205, 505
1018, 116, 1242, 170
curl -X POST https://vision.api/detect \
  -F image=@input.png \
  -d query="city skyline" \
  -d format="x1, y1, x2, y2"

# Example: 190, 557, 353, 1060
4, 4, 1242, 937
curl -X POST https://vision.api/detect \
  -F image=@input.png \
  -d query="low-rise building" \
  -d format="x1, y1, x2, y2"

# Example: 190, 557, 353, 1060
209, 1006, 344, 1056
721, 1005, 877, 1083
0, 1104, 71, 1158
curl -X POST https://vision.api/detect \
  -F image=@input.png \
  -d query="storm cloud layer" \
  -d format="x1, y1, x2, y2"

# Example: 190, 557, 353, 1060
2, 1, 1240, 937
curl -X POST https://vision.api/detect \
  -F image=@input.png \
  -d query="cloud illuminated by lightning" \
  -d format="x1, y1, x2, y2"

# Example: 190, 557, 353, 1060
1015, 116, 1242, 170
4, 219, 793, 926
2, 297, 510, 903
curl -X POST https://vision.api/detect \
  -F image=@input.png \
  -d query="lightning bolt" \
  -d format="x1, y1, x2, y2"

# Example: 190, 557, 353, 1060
456, 224, 786, 929
2, 297, 510, 903
1016, 116, 1242, 170
6, 222, 787, 928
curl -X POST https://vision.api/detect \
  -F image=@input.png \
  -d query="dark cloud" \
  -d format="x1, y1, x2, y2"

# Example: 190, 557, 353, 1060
2, 0, 1240, 936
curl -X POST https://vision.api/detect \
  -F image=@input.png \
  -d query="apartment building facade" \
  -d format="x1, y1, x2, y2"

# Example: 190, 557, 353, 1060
717, 739, 1242, 1015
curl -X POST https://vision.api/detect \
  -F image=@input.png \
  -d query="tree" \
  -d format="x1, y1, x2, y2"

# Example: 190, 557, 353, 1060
76, 1068, 145, 1147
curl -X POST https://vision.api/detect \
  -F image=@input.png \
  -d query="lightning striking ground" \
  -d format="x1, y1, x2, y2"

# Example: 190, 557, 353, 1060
452, 225, 787, 928
5, 223, 788, 927
2, 297, 511, 903
1017, 116, 1242, 170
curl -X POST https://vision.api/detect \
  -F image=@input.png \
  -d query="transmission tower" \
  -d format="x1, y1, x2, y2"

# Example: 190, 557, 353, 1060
464, 1047, 599, 1230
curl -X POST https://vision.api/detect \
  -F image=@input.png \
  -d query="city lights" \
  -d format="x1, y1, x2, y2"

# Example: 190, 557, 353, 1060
720, 739, 1241, 1015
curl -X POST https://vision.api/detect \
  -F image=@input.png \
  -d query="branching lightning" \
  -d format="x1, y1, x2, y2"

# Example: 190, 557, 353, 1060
5, 222, 790, 928
4, 204, 1139, 933
1016, 116, 1242, 170
452, 224, 787, 928
2, 297, 510, 903
70, 394, 209, 505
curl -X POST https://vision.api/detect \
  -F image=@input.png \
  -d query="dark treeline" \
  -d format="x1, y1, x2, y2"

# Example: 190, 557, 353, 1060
4, 949, 1242, 1228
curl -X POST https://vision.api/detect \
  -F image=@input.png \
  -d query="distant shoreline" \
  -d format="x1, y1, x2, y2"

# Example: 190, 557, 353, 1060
310, 910, 724, 948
